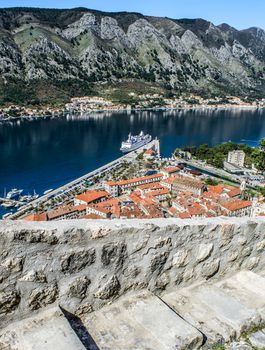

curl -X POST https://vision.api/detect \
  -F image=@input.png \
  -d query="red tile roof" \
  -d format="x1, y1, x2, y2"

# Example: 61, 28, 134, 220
75, 190, 108, 204
179, 211, 192, 219
23, 212, 48, 221
227, 188, 241, 198
161, 177, 176, 185
173, 175, 205, 190
137, 182, 165, 191
105, 173, 163, 187
47, 204, 87, 220
162, 166, 181, 174
144, 149, 155, 155
220, 200, 252, 212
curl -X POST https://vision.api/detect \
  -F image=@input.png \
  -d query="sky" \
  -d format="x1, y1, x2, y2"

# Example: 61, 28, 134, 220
2, 0, 264, 30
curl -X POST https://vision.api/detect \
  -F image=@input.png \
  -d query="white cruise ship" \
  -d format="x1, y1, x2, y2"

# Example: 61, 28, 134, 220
120, 131, 152, 153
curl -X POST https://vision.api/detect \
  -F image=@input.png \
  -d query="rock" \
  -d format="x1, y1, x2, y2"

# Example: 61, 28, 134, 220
94, 275, 120, 300
0, 290, 20, 314
243, 257, 260, 270
13, 229, 58, 244
68, 276, 90, 299
202, 258, 220, 279
228, 251, 239, 262
28, 284, 58, 310
132, 238, 149, 253
237, 236, 248, 246
256, 240, 265, 252
75, 302, 93, 317
150, 252, 169, 273
122, 265, 141, 278
61, 248, 96, 273
155, 236, 172, 249
1, 257, 24, 273
241, 246, 252, 258
91, 226, 111, 239
155, 272, 170, 290
183, 268, 195, 282
172, 249, 189, 267
0, 266, 10, 283
196, 243, 214, 263
101, 242, 127, 268
0, 8, 264, 96
19, 270, 47, 283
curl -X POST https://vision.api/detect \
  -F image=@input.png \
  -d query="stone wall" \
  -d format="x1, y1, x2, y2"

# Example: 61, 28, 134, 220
1, 217, 265, 328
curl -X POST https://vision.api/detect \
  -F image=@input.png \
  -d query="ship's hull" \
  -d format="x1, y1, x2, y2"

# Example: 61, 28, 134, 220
120, 136, 152, 153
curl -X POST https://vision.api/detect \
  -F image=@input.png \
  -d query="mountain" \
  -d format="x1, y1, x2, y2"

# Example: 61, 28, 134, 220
0, 7, 265, 104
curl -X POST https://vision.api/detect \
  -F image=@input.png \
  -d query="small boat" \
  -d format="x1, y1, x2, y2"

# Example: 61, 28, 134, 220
2, 212, 12, 219
20, 189, 39, 202
31, 190, 39, 200
6, 188, 23, 200
44, 189, 53, 195
2, 201, 15, 208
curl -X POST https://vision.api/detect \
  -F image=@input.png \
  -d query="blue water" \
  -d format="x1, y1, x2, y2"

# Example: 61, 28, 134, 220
1, 108, 265, 218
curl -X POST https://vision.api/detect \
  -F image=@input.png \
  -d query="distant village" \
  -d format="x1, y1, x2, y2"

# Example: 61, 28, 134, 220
22, 146, 265, 222
65, 95, 265, 113
1, 94, 265, 121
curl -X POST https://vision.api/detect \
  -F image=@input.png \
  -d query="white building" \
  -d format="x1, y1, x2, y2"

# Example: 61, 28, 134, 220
227, 150, 245, 167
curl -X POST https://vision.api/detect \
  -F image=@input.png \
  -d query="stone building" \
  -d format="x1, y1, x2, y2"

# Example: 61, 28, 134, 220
172, 175, 207, 196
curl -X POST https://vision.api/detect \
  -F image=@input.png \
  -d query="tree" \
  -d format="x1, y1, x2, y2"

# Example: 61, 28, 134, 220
253, 138, 265, 172
205, 178, 219, 186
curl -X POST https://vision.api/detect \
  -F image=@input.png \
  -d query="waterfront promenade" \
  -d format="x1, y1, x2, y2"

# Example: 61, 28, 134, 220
9, 139, 160, 220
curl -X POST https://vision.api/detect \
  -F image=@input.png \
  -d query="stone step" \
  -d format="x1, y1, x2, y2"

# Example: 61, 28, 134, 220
162, 271, 263, 345
215, 270, 265, 319
249, 330, 265, 348
82, 291, 203, 350
0, 307, 86, 350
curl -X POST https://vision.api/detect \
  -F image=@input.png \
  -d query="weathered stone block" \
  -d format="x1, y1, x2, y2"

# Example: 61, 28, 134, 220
60, 248, 96, 273
1, 257, 24, 273
202, 258, 220, 279
19, 270, 47, 283
28, 284, 58, 310
68, 276, 90, 299
172, 249, 189, 267
94, 275, 120, 300
150, 251, 169, 273
101, 242, 127, 268
0, 290, 20, 314
196, 243, 214, 263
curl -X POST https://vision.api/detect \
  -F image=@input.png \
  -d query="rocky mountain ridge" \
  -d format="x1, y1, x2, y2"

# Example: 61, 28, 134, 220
0, 7, 265, 103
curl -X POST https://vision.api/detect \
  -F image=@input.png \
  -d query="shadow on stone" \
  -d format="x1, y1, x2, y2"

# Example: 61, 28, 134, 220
60, 306, 100, 350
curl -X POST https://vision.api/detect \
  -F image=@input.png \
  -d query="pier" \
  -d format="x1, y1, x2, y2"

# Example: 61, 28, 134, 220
8, 139, 160, 220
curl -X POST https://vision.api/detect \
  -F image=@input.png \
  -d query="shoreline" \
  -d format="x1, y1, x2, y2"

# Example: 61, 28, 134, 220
0, 104, 264, 123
